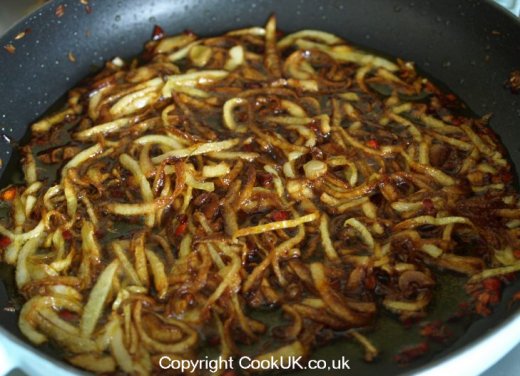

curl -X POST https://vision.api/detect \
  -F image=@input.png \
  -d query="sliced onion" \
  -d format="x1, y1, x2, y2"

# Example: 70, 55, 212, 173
156, 34, 197, 54
310, 262, 368, 325
80, 260, 119, 337
189, 45, 212, 67
319, 214, 339, 261
304, 160, 328, 180
145, 249, 168, 299
224, 45, 245, 71
233, 212, 319, 238
152, 138, 240, 163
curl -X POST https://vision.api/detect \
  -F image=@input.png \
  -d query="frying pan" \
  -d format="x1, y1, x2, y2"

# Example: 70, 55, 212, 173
1, 0, 520, 375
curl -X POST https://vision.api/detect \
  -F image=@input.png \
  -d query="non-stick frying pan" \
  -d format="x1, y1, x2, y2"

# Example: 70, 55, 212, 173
1, 0, 520, 375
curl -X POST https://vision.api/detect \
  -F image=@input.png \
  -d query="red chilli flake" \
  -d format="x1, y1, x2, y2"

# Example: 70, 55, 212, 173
110, 188, 125, 199
222, 370, 238, 376
55, 5, 65, 18
257, 172, 273, 187
482, 277, 501, 292
58, 309, 78, 321
394, 341, 429, 364
448, 301, 471, 321
62, 230, 73, 241
422, 198, 437, 215
175, 214, 188, 236
423, 81, 439, 94
474, 278, 502, 317
478, 292, 491, 305
445, 93, 457, 102
451, 116, 466, 126
422, 198, 434, 210
363, 274, 377, 290
4, 44, 15, 54
242, 143, 255, 152
175, 223, 187, 236
0, 187, 17, 201
501, 171, 513, 184
272, 210, 290, 221
420, 321, 452, 343
0, 236, 12, 248
152, 25, 165, 41
309, 119, 321, 133
95, 229, 106, 239
513, 250, 520, 259
488, 293, 500, 305
367, 139, 379, 149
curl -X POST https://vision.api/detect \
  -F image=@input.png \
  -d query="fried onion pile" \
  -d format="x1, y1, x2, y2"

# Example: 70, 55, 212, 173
1, 16, 520, 374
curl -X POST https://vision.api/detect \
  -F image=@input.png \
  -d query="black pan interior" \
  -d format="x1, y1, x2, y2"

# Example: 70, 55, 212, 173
0, 0, 520, 374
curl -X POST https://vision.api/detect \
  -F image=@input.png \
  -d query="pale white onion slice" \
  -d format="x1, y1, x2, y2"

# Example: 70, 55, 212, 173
80, 260, 119, 337
152, 138, 240, 163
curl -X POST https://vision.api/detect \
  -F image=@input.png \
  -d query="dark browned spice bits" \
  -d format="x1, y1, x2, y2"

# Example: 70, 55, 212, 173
3, 44, 15, 54
506, 70, 520, 94
68, 52, 77, 63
